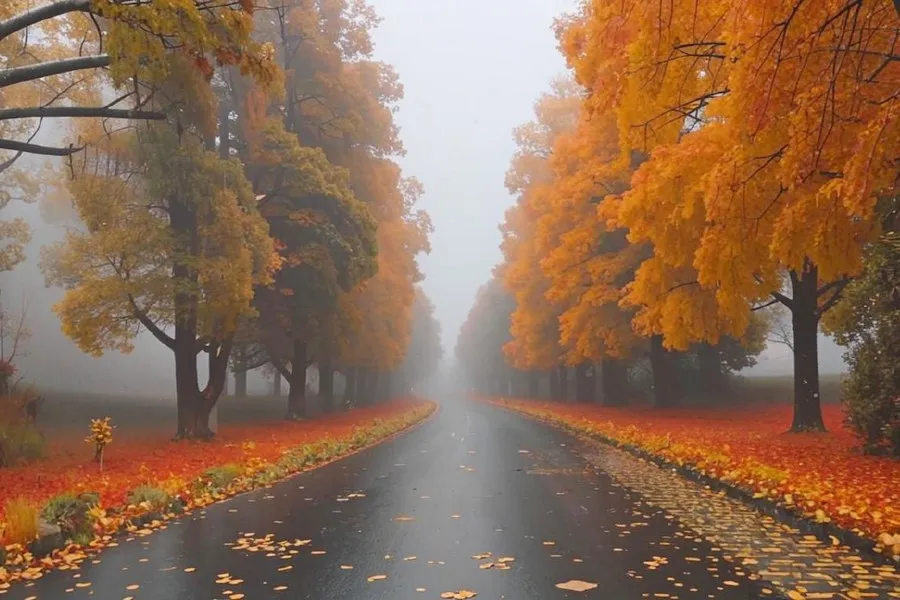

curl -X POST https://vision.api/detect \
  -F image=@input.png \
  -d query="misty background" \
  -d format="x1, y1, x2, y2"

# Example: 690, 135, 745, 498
0, 0, 845, 398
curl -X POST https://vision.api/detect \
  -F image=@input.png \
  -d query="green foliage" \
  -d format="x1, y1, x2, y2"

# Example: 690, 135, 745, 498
40, 492, 99, 544
202, 464, 242, 489
0, 421, 44, 467
126, 485, 170, 511
829, 235, 900, 456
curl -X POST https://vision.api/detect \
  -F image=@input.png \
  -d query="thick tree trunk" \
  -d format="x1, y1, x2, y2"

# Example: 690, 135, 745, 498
650, 335, 679, 408
272, 370, 282, 397
287, 338, 307, 419
789, 268, 826, 431
344, 366, 357, 409
600, 358, 628, 407
234, 369, 247, 398
528, 371, 539, 398
174, 334, 199, 439
319, 361, 334, 413
696, 342, 726, 401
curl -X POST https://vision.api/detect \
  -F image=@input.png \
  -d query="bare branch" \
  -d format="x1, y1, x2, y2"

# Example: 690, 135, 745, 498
127, 295, 175, 350
0, 0, 92, 44
0, 138, 83, 156
0, 106, 166, 122
0, 55, 110, 89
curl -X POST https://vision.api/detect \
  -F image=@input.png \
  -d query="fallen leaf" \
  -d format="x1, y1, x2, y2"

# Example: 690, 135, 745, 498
367, 574, 387, 582
184, 567, 196, 573
416, 588, 426, 592
311, 550, 326, 555
340, 565, 353, 570
273, 585, 288, 591
393, 515, 416, 522
542, 541, 556, 546
126, 584, 140, 590
556, 580, 599, 592
403, 556, 417, 561
497, 557, 515, 563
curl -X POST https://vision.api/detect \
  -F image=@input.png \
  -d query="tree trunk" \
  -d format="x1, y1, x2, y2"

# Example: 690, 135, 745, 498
344, 366, 357, 409
789, 268, 826, 431
287, 338, 307, 419
650, 335, 679, 408
696, 342, 726, 401
380, 370, 392, 403
600, 359, 628, 407
174, 333, 200, 439
368, 371, 380, 405
319, 361, 334, 413
528, 371, 539, 398
574, 363, 594, 402
234, 369, 247, 398
549, 369, 560, 401
558, 366, 569, 402
272, 369, 282, 397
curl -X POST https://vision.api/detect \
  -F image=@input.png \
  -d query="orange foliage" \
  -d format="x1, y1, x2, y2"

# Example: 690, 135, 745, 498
0, 399, 430, 523
491, 398, 900, 552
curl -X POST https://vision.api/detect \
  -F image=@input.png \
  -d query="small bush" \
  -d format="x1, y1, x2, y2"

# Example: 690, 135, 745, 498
4, 497, 38, 545
41, 492, 99, 544
127, 485, 170, 511
202, 464, 241, 488
0, 421, 44, 467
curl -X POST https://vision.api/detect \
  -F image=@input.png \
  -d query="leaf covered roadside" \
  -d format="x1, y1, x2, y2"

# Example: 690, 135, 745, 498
489, 398, 900, 558
0, 398, 434, 583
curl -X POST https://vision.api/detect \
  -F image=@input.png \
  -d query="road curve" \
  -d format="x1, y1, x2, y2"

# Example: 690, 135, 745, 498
4, 400, 764, 599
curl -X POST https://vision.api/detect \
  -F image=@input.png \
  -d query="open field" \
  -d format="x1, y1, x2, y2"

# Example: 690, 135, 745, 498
29, 391, 325, 439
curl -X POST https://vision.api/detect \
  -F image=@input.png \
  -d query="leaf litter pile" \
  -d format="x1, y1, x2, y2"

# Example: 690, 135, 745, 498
491, 398, 900, 557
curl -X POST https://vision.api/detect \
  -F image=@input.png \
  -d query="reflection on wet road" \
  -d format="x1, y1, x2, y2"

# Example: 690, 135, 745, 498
3, 400, 787, 599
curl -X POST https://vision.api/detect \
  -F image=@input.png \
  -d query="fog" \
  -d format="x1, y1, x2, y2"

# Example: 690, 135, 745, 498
0, 0, 845, 398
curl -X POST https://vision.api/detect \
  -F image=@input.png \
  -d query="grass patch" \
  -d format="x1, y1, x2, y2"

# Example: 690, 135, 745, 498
3, 497, 38, 545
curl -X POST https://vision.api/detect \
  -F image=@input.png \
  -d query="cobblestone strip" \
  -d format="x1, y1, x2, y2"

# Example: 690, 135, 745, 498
580, 439, 900, 600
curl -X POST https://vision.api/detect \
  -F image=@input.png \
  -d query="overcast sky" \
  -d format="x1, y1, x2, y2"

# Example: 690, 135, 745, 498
370, 0, 578, 347
0, 0, 844, 397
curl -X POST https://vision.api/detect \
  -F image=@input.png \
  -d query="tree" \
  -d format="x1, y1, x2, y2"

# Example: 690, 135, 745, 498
559, 0, 899, 430
456, 277, 518, 396
248, 0, 429, 409
396, 287, 443, 394
42, 124, 279, 438
0, 0, 277, 165
826, 198, 900, 455
242, 119, 377, 418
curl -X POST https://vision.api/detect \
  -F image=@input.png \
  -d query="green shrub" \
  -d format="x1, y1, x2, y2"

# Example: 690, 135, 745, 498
41, 492, 99, 544
828, 235, 900, 457
202, 464, 241, 488
0, 421, 44, 467
127, 485, 169, 511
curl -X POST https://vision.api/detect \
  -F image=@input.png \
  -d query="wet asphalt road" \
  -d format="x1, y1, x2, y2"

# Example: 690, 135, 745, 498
6, 400, 765, 599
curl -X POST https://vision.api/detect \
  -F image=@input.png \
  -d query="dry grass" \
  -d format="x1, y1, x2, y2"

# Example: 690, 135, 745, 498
2, 497, 38, 545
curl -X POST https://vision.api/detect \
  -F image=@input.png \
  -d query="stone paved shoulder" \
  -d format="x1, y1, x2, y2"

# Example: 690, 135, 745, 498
579, 438, 900, 600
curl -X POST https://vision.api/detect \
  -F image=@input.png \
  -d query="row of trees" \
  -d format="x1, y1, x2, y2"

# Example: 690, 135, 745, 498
457, 0, 898, 437
0, 0, 441, 438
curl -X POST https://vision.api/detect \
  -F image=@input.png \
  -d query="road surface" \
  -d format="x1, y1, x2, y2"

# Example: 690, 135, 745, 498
0, 401, 825, 599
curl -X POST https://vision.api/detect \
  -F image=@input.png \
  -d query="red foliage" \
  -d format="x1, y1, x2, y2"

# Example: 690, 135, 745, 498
491, 399, 900, 549
0, 398, 427, 521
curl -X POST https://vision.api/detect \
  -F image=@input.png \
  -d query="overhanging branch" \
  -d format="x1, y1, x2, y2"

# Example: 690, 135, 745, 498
127, 295, 175, 350
0, 55, 110, 89
0, 106, 167, 121
0, 139, 82, 156
0, 0, 92, 44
